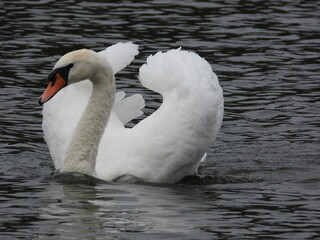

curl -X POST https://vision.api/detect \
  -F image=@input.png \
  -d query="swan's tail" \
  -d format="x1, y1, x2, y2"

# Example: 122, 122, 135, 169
138, 48, 224, 143
139, 48, 221, 96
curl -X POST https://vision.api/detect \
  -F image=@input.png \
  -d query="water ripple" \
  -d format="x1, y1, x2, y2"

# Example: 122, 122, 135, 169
1, 0, 320, 239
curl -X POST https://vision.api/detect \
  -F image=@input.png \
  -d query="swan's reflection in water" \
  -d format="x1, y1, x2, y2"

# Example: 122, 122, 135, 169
41, 178, 105, 238
40, 173, 219, 239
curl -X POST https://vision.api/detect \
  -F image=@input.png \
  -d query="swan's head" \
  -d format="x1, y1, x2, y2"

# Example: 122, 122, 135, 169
39, 49, 111, 105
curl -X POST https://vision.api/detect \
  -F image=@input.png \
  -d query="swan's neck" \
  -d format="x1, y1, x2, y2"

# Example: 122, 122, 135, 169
61, 70, 115, 175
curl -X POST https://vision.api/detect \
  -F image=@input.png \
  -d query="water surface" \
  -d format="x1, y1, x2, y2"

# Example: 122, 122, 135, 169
1, 1, 319, 239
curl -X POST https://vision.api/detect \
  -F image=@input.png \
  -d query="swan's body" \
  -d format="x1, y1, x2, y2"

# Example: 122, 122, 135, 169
40, 42, 223, 183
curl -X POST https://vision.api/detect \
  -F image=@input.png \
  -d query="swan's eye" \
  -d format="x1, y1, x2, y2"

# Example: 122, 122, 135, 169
48, 63, 74, 86
67, 63, 74, 69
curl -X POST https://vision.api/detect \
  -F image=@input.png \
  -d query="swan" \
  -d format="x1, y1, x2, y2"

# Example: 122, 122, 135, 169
39, 42, 224, 184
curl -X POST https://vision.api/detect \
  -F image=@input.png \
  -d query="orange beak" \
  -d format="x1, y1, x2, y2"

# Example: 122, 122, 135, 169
39, 73, 67, 105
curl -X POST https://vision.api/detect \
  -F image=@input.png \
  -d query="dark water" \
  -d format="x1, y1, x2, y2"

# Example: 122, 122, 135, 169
1, 0, 319, 239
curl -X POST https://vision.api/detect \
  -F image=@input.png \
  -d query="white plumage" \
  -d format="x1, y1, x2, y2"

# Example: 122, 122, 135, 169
41, 42, 223, 183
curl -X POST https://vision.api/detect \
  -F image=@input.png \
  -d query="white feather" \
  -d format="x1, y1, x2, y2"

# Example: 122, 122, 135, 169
99, 42, 139, 73
113, 92, 145, 125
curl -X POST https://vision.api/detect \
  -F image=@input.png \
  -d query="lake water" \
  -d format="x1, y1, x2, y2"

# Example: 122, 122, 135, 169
1, 0, 319, 239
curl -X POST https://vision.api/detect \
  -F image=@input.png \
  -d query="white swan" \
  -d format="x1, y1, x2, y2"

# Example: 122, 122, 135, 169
39, 42, 224, 184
